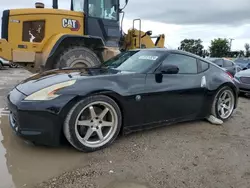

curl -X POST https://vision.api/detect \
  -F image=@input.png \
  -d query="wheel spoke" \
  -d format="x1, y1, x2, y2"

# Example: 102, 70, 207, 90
84, 128, 94, 141
101, 120, 113, 127
218, 98, 223, 104
96, 128, 104, 140
218, 105, 222, 111
222, 92, 228, 100
224, 105, 230, 110
99, 108, 109, 120
78, 120, 91, 126
220, 107, 225, 116
89, 106, 97, 119
224, 98, 231, 103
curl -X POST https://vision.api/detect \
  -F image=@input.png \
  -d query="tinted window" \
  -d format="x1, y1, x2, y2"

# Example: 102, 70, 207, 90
200, 60, 209, 72
162, 53, 198, 74
224, 60, 234, 67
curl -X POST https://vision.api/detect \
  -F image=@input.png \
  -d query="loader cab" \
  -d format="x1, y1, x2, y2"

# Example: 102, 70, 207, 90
70, 0, 121, 47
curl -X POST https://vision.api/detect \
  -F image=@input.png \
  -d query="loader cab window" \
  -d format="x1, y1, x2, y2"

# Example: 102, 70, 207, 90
72, 0, 84, 12
88, 0, 118, 20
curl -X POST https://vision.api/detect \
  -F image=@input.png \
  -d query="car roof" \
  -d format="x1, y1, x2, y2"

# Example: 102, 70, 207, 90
130, 48, 207, 61
129, 48, 226, 71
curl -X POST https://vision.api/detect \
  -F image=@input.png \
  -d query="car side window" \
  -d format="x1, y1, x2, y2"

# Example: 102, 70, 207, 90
161, 53, 198, 74
224, 60, 234, 67
236, 66, 242, 72
199, 60, 209, 72
214, 59, 223, 67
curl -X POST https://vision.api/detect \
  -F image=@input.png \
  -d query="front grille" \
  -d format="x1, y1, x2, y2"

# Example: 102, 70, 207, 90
240, 77, 250, 84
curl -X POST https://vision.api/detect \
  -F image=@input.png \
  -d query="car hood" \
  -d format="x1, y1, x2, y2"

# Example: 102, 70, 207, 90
15, 68, 129, 95
235, 69, 250, 77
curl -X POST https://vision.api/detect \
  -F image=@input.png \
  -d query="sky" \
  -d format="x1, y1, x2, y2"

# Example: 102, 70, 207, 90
1, 0, 250, 51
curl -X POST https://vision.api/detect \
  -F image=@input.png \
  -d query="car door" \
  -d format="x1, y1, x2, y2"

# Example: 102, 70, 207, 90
143, 52, 207, 124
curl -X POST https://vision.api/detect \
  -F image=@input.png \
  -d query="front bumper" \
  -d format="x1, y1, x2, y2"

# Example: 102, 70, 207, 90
7, 88, 76, 146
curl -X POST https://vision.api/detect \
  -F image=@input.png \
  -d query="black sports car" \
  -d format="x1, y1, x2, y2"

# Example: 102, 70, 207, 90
7, 49, 239, 152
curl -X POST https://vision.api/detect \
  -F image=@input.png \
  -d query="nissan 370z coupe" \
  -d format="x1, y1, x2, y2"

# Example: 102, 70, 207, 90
7, 49, 239, 152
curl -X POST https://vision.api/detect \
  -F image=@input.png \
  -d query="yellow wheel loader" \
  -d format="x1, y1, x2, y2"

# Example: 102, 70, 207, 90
0, 0, 165, 73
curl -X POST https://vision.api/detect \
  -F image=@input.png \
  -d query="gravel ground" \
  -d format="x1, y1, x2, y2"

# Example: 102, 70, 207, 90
1, 68, 250, 188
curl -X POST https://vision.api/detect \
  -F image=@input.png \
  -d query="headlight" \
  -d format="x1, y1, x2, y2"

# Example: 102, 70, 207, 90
24, 80, 76, 101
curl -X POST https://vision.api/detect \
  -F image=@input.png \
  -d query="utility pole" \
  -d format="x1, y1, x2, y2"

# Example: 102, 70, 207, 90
229, 38, 234, 51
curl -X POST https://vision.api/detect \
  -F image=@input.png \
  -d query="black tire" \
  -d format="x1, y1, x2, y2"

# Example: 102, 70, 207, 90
10, 63, 18, 68
55, 46, 101, 69
211, 86, 236, 121
63, 95, 122, 152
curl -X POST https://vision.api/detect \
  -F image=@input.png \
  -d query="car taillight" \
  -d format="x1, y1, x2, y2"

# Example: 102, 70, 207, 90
226, 71, 233, 79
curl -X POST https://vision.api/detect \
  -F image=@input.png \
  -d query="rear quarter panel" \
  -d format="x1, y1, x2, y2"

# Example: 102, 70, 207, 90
202, 64, 238, 114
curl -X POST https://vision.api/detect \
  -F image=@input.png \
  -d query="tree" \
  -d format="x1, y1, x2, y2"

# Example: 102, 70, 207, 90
209, 38, 230, 57
244, 43, 250, 57
179, 39, 204, 56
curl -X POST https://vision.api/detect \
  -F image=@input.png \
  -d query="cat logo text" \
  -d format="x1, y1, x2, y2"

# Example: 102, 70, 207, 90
62, 18, 81, 31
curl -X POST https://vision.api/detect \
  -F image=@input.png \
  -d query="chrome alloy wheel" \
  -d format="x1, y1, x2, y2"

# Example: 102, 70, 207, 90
217, 89, 235, 119
74, 101, 118, 148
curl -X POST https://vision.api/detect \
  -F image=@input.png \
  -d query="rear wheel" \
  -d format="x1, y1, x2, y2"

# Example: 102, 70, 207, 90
211, 86, 235, 121
55, 46, 101, 69
63, 95, 122, 152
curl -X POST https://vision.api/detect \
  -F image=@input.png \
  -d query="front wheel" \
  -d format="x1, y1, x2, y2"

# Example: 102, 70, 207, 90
63, 95, 122, 152
211, 86, 235, 121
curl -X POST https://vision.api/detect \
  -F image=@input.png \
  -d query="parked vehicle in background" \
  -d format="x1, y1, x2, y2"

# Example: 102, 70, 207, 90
0, 58, 11, 68
206, 57, 242, 76
234, 58, 250, 70
234, 69, 250, 95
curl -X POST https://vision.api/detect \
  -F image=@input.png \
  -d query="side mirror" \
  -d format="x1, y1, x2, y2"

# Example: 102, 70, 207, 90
158, 64, 179, 74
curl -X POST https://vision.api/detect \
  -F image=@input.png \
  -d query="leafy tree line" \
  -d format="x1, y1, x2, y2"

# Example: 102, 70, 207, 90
178, 38, 250, 58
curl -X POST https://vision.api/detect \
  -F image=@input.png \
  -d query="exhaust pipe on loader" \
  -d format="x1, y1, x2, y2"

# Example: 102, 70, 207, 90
52, 0, 58, 9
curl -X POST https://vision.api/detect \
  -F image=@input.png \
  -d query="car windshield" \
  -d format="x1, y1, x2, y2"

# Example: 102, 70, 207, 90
101, 50, 165, 73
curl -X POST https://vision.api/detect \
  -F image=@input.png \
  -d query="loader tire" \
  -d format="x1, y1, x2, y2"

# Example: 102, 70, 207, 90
55, 46, 101, 69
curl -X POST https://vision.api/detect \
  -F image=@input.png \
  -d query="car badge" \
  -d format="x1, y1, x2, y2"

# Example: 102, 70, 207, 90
135, 95, 141, 101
